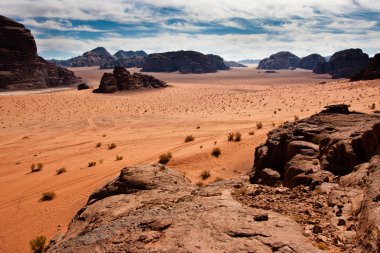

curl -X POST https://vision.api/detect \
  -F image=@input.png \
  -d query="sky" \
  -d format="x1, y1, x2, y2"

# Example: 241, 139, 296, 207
2, 0, 380, 61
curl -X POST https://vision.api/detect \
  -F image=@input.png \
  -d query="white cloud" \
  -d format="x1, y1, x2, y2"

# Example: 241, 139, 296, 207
22, 19, 104, 32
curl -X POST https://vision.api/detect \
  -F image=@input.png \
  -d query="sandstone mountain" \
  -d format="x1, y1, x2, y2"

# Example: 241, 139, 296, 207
351, 53, 380, 81
141, 50, 229, 74
257, 51, 300, 70
94, 66, 167, 93
114, 50, 148, 59
313, 49, 369, 79
0, 15, 80, 90
297, 54, 326, 70
224, 60, 247, 68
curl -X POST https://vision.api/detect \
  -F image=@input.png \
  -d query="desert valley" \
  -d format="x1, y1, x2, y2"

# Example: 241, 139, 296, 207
1, 2, 380, 253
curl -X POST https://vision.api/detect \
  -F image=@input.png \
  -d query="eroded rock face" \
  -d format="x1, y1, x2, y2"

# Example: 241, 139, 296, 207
100, 56, 146, 69
94, 66, 167, 93
313, 49, 369, 79
47, 165, 322, 253
142, 50, 229, 74
250, 104, 380, 188
297, 54, 326, 70
351, 53, 380, 81
257, 52, 300, 70
0, 15, 80, 90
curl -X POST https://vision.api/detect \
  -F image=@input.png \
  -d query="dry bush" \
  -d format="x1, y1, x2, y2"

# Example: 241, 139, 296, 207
88, 161, 97, 167
256, 122, 263, 129
40, 192, 55, 202
31, 163, 43, 173
185, 135, 195, 142
116, 155, 123, 161
108, 143, 117, 150
159, 152, 172, 165
30, 235, 46, 253
211, 147, 221, 158
56, 167, 66, 175
200, 170, 211, 180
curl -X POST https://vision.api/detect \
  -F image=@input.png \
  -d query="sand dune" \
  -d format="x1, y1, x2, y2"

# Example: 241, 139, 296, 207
0, 66, 379, 252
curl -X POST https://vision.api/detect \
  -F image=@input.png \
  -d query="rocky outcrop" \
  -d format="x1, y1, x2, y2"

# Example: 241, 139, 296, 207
142, 50, 229, 74
351, 53, 380, 81
257, 52, 300, 70
52, 47, 116, 67
224, 60, 247, 68
313, 49, 369, 79
0, 15, 80, 90
114, 50, 147, 59
297, 54, 326, 70
100, 56, 146, 69
47, 165, 322, 253
250, 104, 380, 188
94, 66, 167, 93
77, 83, 89, 90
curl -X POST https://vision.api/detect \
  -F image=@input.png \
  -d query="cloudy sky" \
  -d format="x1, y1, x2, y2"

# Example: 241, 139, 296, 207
2, 0, 380, 60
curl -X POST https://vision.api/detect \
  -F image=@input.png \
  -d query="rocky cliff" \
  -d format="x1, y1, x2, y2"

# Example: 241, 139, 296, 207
94, 66, 167, 93
142, 50, 229, 74
351, 53, 380, 81
313, 49, 369, 79
257, 52, 300, 70
0, 15, 80, 90
297, 54, 326, 70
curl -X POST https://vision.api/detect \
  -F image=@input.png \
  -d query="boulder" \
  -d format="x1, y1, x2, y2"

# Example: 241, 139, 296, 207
351, 53, 380, 81
250, 104, 380, 187
257, 51, 300, 70
77, 83, 89, 90
313, 49, 369, 79
0, 15, 80, 90
297, 54, 326, 70
141, 50, 229, 74
46, 165, 322, 253
94, 66, 167, 93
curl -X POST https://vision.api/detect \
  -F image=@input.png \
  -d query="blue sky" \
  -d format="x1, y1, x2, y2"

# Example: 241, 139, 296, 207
1, 0, 380, 60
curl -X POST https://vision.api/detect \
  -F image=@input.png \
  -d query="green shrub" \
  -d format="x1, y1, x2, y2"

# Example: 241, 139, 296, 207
159, 152, 172, 165
30, 235, 46, 253
56, 167, 66, 175
40, 192, 55, 202
211, 147, 221, 158
184, 135, 195, 142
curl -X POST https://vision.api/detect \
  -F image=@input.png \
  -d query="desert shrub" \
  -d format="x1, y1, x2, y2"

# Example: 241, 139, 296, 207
31, 163, 43, 173
56, 167, 66, 175
184, 135, 195, 142
96, 142, 102, 148
248, 131, 255, 135
88, 161, 97, 167
196, 126, 200, 129
30, 235, 46, 253
370, 103, 376, 109
211, 147, 221, 158
199, 145, 203, 149
200, 170, 211, 180
159, 152, 172, 165
256, 122, 263, 129
234, 132, 241, 142
227, 132, 234, 141
294, 115, 299, 121
116, 155, 123, 161
40, 192, 55, 202
108, 143, 117, 150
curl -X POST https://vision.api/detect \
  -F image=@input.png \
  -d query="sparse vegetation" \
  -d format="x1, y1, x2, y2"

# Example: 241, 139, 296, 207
88, 161, 97, 167
227, 132, 241, 142
256, 122, 263, 129
108, 143, 117, 150
200, 170, 211, 180
227, 132, 234, 141
30, 235, 46, 253
211, 147, 221, 158
294, 115, 299, 121
96, 142, 102, 148
56, 167, 66, 175
248, 131, 255, 135
158, 152, 172, 164
370, 103, 376, 109
184, 135, 195, 142
115, 155, 123, 161
234, 132, 241, 142
31, 163, 43, 173
40, 191, 55, 202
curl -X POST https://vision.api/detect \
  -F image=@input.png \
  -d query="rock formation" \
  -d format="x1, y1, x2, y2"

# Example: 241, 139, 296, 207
46, 165, 322, 253
94, 66, 167, 93
0, 15, 80, 90
250, 104, 380, 187
313, 49, 369, 79
114, 50, 148, 59
224, 60, 247, 68
141, 50, 229, 74
51, 47, 116, 67
297, 54, 326, 70
257, 51, 300, 70
100, 56, 146, 69
351, 53, 380, 81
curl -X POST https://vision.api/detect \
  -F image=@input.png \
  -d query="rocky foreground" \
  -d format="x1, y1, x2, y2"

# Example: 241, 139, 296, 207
47, 105, 379, 252
0, 15, 80, 90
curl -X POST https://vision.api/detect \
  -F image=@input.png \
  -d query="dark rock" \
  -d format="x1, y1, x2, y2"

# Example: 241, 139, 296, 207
254, 213, 269, 221
77, 83, 89, 90
114, 50, 148, 59
224, 61, 247, 68
297, 54, 326, 70
94, 66, 167, 93
313, 49, 369, 79
312, 225, 323, 234
250, 105, 380, 187
100, 56, 146, 69
259, 168, 281, 186
142, 50, 229, 74
351, 53, 380, 81
0, 15, 80, 90
265, 70, 277, 73
337, 219, 346, 226
257, 51, 300, 70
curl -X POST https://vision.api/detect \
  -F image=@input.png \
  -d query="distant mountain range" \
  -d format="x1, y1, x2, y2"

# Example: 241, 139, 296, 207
237, 59, 261, 64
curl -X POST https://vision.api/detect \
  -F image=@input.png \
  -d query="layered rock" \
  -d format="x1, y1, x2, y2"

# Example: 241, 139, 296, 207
94, 66, 167, 93
0, 15, 80, 89
46, 165, 322, 253
297, 54, 326, 70
351, 53, 380, 81
257, 51, 300, 70
313, 49, 369, 79
142, 50, 229, 74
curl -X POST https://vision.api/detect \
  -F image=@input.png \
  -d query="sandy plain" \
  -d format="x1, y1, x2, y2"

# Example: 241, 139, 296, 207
0, 66, 379, 252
